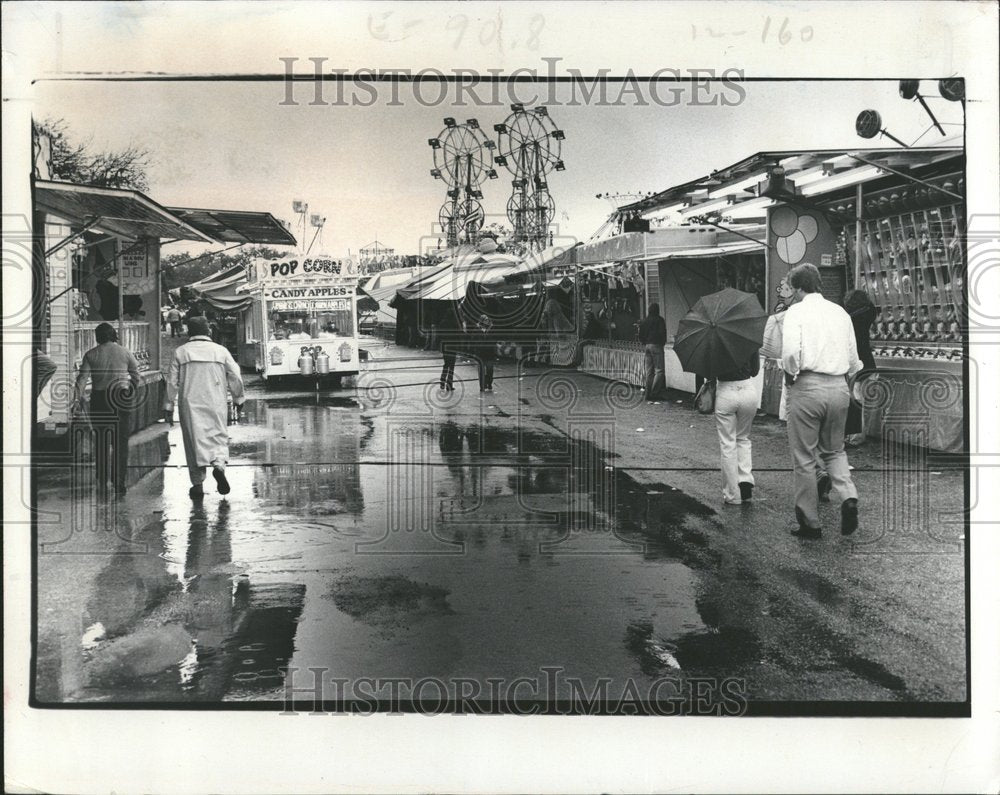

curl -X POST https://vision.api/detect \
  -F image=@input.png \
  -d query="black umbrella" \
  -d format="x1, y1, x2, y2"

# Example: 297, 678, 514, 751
673, 288, 767, 378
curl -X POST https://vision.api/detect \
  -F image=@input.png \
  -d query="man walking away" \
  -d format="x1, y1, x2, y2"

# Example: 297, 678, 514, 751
781, 263, 863, 538
475, 313, 496, 393
73, 322, 141, 499
639, 303, 667, 403
165, 317, 246, 499
167, 306, 183, 337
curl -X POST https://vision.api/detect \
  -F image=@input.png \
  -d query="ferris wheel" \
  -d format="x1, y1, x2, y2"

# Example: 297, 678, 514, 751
493, 105, 565, 177
438, 196, 485, 239
506, 188, 555, 237
493, 105, 565, 249
429, 118, 498, 246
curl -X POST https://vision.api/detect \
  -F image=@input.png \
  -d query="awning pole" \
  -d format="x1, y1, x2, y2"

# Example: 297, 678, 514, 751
855, 183, 863, 289
117, 238, 126, 343
46, 238, 145, 305
44, 217, 103, 258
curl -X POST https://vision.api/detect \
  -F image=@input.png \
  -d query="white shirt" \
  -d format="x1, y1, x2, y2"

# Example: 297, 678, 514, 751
781, 293, 862, 378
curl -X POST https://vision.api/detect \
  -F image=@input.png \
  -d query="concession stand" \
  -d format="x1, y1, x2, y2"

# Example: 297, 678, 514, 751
32, 168, 295, 437
237, 254, 361, 386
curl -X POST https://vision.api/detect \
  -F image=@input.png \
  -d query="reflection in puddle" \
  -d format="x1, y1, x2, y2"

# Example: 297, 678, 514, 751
81, 622, 106, 651
38, 398, 731, 703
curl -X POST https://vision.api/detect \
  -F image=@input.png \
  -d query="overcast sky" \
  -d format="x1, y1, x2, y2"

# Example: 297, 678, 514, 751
33, 76, 963, 257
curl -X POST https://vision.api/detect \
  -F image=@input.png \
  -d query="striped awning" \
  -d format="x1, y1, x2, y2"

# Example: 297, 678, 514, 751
408, 253, 524, 302
635, 238, 765, 262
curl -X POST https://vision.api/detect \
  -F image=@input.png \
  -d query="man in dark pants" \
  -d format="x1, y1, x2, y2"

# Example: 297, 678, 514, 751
475, 314, 496, 393
638, 303, 667, 403
74, 322, 141, 499
437, 305, 460, 391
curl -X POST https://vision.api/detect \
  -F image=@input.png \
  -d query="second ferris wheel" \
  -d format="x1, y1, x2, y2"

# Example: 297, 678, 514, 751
493, 104, 566, 251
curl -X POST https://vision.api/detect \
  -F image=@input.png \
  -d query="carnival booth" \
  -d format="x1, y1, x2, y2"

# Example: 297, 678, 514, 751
30, 126, 295, 440
237, 254, 361, 386
388, 259, 456, 347
608, 146, 965, 452
573, 227, 765, 389
32, 181, 289, 433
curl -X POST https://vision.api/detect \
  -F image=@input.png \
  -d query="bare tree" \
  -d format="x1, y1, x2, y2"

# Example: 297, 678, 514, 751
34, 117, 151, 191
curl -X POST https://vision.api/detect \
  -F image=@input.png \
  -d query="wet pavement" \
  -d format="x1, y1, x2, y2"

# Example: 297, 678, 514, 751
34, 342, 968, 709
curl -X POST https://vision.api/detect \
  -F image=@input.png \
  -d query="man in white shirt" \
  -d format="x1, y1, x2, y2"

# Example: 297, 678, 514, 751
781, 263, 863, 538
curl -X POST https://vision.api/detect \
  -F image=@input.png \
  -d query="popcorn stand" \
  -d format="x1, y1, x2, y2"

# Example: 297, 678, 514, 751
238, 254, 360, 387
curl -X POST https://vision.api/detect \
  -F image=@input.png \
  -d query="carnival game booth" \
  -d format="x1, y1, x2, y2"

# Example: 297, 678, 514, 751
611, 146, 965, 452
237, 254, 361, 387
573, 228, 764, 389
32, 177, 295, 437
385, 249, 521, 348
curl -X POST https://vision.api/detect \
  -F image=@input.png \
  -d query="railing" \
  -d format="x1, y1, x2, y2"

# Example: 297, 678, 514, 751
73, 321, 153, 372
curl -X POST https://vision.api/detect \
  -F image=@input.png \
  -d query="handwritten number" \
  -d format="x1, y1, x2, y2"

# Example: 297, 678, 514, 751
526, 14, 544, 50
447, 14, 468, 49
778, 17, 791, 45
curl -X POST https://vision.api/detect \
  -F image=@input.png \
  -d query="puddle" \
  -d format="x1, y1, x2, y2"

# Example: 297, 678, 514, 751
36, 395, 723, 703
672, 627, 762, 670
325, 574, 453, 629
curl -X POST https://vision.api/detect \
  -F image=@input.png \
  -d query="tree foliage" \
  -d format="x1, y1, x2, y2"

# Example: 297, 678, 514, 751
34, 117, 151, 192
161, 245, 289, 291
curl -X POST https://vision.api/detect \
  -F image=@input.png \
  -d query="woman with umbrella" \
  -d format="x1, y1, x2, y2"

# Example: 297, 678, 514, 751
674, 288, 767, 505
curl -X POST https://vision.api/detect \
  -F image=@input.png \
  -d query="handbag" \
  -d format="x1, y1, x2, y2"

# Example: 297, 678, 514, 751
694, 380, 716, 414
760, 312, 785, 359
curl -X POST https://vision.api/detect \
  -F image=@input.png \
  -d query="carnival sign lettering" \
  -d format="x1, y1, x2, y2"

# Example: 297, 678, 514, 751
266, 286, 354, 299
270, 299, 351, 311
268, 258, 355, 277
